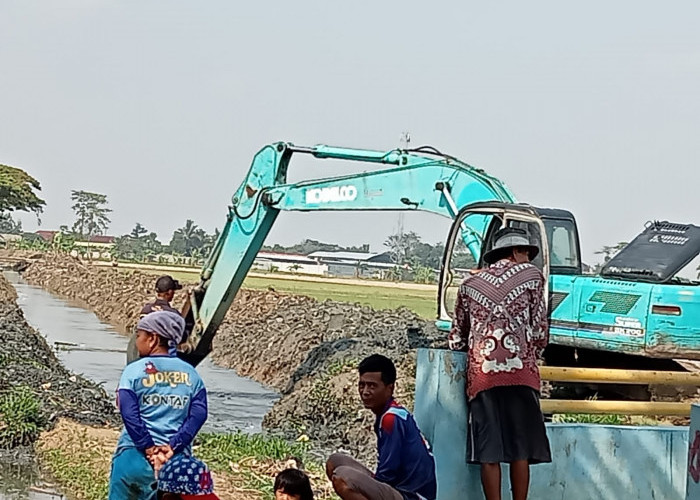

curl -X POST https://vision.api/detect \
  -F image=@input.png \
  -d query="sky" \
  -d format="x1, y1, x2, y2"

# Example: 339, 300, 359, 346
1, 1, 699, 267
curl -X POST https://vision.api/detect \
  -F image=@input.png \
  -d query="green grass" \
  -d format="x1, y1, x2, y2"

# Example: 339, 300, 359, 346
0, 385, 44, 448
244, 276, 437, 318
138, 267, 438, 318
37, 426, 332, 500
40, 448, 109, 500
196, 432, 329, 500
551, 413, 628, 425
196, 431, 311, 468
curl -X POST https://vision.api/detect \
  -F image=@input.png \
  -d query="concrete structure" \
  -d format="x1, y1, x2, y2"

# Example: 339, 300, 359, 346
414, 349, 689, 500
252, 251, 328, 275
307, 250, 395, 278
688, 404, 700, 499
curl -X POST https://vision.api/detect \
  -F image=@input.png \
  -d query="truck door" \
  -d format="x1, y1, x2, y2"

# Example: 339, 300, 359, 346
543, 217, 582, 349
438, 204, 549, 326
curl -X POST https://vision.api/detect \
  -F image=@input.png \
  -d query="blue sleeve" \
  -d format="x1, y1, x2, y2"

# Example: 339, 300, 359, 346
374, 414, 403, 484
118, 388, 155, 451
168, 388, 208, 453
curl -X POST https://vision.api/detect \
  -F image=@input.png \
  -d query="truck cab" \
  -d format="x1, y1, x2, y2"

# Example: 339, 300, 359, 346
438, 205, 700, 367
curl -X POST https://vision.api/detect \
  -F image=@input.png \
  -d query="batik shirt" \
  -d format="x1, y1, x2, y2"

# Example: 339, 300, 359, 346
374, 399, 437, 500
115, 354, 207, 453
448, 259, 549, 400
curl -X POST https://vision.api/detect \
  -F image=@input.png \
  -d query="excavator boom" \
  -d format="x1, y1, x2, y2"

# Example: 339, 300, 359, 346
182, 142, 515, 365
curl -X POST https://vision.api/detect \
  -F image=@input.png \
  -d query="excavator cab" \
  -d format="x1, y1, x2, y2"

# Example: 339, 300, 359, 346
437, 202, 550, 329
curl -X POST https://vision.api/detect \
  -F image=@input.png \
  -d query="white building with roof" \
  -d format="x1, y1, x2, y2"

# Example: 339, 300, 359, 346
306, 250, 395, 278
252, 251, 328, 275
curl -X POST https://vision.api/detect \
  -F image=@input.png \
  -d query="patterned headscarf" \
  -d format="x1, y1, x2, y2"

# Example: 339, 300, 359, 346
136, 310, 185, 355
158, 454, 219, 499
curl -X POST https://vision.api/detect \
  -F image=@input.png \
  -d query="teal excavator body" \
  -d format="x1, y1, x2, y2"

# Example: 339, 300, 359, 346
181, 142, 700, 372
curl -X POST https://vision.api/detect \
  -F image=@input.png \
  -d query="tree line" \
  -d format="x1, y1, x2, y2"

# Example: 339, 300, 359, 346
1, 162, 698, 279
0, 166, 218, 263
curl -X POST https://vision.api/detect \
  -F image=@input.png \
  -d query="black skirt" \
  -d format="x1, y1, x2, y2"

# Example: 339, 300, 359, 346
467, 385, 552, 464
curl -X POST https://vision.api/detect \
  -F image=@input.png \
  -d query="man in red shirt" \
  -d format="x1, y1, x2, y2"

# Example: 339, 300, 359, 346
449, 227, 551, 500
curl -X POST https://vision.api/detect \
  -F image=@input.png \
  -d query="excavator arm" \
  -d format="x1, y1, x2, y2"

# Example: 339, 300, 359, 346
182, 142, 515, 365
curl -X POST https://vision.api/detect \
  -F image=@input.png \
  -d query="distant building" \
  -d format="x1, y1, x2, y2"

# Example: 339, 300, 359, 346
0, 234, 22, 248
35, 230, 116, 259
306, 251, 396, 278
35, 230, 58, 242
35, 231, 115, 247
252, 252, 328, 276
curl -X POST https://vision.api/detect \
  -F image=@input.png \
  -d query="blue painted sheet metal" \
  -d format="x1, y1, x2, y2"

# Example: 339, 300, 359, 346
687, 404, 700, 500
414, 349, 689, 500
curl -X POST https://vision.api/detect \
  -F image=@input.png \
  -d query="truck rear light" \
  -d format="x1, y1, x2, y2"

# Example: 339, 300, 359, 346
651, 305, 682, 316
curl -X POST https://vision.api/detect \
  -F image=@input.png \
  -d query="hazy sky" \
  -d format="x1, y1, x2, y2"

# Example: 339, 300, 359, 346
2, 1, 699, 265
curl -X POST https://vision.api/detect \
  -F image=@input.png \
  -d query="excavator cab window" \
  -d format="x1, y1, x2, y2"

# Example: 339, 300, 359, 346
437, 203, 550, 327
543, 218, 581, 273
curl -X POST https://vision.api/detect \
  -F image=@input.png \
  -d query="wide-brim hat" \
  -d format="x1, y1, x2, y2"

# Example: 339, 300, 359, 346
483, 230, 539, 264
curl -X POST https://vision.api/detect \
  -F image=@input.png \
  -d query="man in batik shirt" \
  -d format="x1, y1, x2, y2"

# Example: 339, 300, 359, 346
449, 227, 551, 500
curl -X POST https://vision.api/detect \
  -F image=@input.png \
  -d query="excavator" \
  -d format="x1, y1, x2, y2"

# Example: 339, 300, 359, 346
176, 141, 700, 384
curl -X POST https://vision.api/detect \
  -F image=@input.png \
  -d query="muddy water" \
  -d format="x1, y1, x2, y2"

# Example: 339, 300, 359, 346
0, 460, 63, 500
5, 273, 278, 433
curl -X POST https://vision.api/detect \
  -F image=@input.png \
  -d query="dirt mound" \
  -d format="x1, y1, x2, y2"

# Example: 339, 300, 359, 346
17, 254, 445, 462
213, 289, 442, 463
21, 252, 191, 333
0, 271, 17, 303
0, 273, 119, 453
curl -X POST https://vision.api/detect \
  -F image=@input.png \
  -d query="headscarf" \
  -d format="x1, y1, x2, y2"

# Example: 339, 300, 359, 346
158, 454, 219, 499
137, 310, 185, 356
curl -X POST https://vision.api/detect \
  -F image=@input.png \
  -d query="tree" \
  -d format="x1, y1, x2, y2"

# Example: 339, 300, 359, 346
0, 165, 45, 215
113, 224, 163, 262
451, 239, 477, 270
595, 242, 628, 264
413, 241, 445, 270
70, 190, 112, 240
169, 219, 207, 257
0, 212, 22, 234
201, 228, 220, 257
51, 226, 76, 253
594, 241, 628, 273
384, 231, 421, 265
413, 264, 436, 284
130, 222, 148, 239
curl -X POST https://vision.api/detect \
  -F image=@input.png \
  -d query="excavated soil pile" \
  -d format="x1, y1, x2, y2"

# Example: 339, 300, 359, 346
214, 289, 445, 461
20, 252, 191, 333
0, 273, 119, 456
18, 253, 446, 462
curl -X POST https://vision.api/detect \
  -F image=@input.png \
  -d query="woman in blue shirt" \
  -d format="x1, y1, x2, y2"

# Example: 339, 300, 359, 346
108, 311, 208, 500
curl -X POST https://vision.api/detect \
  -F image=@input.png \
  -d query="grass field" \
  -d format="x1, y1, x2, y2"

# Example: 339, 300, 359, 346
140, 267, 438, 318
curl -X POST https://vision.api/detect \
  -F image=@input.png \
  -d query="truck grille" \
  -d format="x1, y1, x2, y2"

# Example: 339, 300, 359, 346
588, 291, 642, 314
